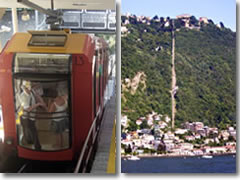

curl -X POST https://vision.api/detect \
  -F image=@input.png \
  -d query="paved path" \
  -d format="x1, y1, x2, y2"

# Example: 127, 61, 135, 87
91, 95, 116, 174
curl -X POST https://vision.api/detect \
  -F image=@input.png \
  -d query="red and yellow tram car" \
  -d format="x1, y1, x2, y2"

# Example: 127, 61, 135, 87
0, 30, 109, 161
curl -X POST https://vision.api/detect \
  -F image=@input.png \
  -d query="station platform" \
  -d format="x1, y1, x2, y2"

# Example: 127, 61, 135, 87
91, 94, 116, 174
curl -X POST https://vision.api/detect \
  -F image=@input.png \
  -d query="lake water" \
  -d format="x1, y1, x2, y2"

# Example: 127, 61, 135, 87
121, 155, 236, 173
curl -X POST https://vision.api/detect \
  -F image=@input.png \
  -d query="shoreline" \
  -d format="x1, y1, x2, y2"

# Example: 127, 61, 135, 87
121, 152, 236, 159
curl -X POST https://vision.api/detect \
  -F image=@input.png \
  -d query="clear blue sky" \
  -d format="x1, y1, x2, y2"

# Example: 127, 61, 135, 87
121, 0, 236, 31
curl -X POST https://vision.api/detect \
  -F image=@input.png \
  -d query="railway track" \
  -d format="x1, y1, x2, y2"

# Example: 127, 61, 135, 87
17, 160, 77, 173
15, 113, 103, 173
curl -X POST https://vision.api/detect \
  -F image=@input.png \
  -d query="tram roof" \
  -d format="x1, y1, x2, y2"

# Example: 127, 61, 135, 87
5, 31, 92, 54
0, 0, 115, 10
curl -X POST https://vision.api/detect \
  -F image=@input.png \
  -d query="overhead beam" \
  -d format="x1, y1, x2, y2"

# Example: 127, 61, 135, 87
17, 0, 58, 17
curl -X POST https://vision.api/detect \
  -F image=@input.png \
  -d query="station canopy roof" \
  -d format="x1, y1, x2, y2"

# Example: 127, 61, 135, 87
0, 0, 115, 10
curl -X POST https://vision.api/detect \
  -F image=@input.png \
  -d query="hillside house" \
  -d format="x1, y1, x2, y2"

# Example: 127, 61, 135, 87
175, 128, 188, 135
158, 121, 168, 129
165, 116, 171, 123
121, 26, 128, 34
185, 136, 195, 141
199, 17, 209, 24
194, 122, 204, 131
121, 115, 129, 127
176, 14, 191, 19
136, 119, 143, 126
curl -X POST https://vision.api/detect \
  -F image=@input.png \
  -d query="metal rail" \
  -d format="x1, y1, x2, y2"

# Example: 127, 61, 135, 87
17, 163, 29, 173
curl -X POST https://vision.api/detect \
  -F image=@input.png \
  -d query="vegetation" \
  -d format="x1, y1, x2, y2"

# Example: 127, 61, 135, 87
122, 20, 172, 123
175, 25, 236, 127
121, 15, 236, 129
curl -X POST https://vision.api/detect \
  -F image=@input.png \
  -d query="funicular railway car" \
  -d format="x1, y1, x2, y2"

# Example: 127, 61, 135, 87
0, 30, 109, 161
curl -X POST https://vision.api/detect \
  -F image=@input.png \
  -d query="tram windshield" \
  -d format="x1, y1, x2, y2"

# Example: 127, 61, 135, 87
13, 53, 71, 151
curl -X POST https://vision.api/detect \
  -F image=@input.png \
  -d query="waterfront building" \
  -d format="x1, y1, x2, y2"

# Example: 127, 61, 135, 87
180, 143, 194, 150
193, 149, 204, 155
204, 147, 226, 154
165, 143, 175, 152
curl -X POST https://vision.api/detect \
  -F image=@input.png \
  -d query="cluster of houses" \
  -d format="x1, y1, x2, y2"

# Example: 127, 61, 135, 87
121, 112, 236, 156
121, 13, 224, 35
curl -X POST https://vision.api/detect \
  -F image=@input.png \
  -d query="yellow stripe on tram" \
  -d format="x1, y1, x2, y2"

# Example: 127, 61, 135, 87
107, 120, 116, 173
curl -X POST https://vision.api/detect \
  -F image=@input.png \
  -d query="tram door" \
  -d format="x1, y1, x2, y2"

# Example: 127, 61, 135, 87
13, 53, 71, 151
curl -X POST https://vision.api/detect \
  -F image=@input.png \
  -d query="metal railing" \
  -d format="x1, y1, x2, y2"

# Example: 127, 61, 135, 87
74, 108, 101, 173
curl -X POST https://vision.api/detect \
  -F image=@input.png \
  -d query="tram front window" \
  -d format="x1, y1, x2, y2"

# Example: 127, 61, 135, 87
14, 79, 70, 151
13, 53, 71, 151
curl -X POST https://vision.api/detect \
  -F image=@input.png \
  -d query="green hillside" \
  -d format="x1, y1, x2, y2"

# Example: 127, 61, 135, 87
121, 15, 236, 130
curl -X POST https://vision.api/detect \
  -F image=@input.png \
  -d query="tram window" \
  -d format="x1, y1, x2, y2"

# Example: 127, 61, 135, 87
28, 34, 66, 47
14, 79, 70, 151
14, 53, 70, 74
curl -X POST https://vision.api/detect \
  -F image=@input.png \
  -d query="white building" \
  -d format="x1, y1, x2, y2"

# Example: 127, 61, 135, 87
159, 121, 168, 129
175, 128, 188, 135
199, 17, 209, 24
176, 14, 191, 19
121, 115, 129, 127
136, 119, 142, 126
144, 134, 155, 142
121, 26, 128, 34
165, 116, 171, 123
204, 138, 214, 144
180, 143, 194, 150
193, 149, 204, 155
147, 119, 154, 126
164, 21, 170, 27
204, 147, 226, 154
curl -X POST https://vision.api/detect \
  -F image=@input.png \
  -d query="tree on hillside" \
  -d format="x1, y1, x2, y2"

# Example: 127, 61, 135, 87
190, 16, 199, 26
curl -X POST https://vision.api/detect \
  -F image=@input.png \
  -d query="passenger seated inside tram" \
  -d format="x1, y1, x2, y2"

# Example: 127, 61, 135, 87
48, 88, 68, 148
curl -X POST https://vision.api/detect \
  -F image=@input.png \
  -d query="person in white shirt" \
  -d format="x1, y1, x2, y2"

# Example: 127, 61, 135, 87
19, 81, 46, 150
